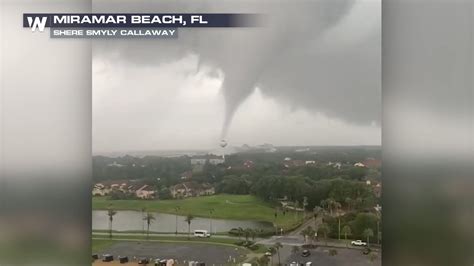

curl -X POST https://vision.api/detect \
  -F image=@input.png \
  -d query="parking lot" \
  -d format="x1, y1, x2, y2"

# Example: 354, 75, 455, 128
284, 246, 381, 266
93, 241, 248, 265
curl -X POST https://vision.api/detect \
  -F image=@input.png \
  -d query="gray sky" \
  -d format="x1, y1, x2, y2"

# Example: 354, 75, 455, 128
92, 0, 381, 153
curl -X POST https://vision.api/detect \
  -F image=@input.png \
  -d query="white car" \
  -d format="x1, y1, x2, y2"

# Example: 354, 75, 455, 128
351, 240, 367, 246
193, 230, 211, 238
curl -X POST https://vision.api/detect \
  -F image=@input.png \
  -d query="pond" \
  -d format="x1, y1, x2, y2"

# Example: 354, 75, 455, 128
92, 210, 273, 233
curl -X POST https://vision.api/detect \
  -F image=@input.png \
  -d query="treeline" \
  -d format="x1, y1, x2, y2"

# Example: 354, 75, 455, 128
325, 212, 380, 242
93, 147, 380, 183
225, 146, 380, 165
216, 175, 377, 212
93, 155, 190, 187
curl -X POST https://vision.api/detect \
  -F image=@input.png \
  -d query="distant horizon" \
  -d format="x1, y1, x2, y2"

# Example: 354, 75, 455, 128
93, 144, 382, 157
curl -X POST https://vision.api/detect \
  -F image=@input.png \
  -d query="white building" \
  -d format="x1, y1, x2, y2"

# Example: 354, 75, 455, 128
135, 185, 156, 199
209, 156, 225, 165
190, 158, 207, 165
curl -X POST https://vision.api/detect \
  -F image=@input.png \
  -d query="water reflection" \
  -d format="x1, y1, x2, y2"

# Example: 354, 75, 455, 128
92, 210, 272, 233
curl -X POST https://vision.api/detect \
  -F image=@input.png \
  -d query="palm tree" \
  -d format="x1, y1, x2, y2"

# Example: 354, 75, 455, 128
332, 201, 342, 240
300, 226, 314, 244
318, 222, 330, 245
174, 206, 180, 235
341, 225, 352, 246
363, 228, 374, 248
300, 228, 309, 244
313, 206, 322, 229
237, 227, 244, 240
302, 196, 308, 217
326, 198, 340, 216
209, 208, 214, 234
294, 200, 300, 221
107, 208, 117, 239
355, 197, 363, 210
375, 207, 381, 245
143, 212, 156, 240
244, 228, 252, 242
184, 214, 195, 240
320, 199, 328, 212
345, 197, 354, 212
273, 242, 283, 266
250, 228, 257, 241
141, 207, 146, 234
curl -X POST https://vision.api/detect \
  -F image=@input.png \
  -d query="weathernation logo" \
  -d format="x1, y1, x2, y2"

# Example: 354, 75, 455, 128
26, 15, 49, 32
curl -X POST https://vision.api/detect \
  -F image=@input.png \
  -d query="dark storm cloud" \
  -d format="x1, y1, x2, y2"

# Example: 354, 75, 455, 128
93, 0, 380, 138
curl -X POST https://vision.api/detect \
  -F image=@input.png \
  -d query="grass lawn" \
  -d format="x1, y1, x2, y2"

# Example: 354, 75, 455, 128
93, 194, 302, 229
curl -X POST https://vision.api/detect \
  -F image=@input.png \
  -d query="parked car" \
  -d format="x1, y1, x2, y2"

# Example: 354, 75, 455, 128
138, 258, 149, 264
351, 240, 367, 246
102, 254, 113, 262
154, 259, 167, 266
301, 249, 311, 257
118, 256, 129, 263
194, 229, 211, 238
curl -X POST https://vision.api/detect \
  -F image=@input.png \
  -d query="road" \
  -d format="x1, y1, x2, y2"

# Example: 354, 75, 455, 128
93, 231, 244, 240
258, 216, 381, 265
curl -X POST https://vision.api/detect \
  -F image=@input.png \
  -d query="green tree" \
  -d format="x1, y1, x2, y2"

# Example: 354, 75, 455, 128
141, 207, 146, 234
294, 200, 300, 220
143, 212, 156, 240
341, 225, 352, 246
244, 228, 252, 242
300, 226, 315, 244
363, 228, 374, 248
302, 196, 308, 217
321, 198, 339, 216
313, 206, 322, 228
352, 213, 377, 238
318, 222, 331, 245
174, 206, 180, 235
250, 228, 257, 241
375, 208, 381, 245
209, 208, 214, 234
237, 227, 244, 240
185, 214, 195, 240
107, 208, 117, 239
273, 242, 283, 266
345, 197, 354, 212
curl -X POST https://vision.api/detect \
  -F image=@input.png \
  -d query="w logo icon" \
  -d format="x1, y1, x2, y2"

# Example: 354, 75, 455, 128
26, 16, 48, 32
